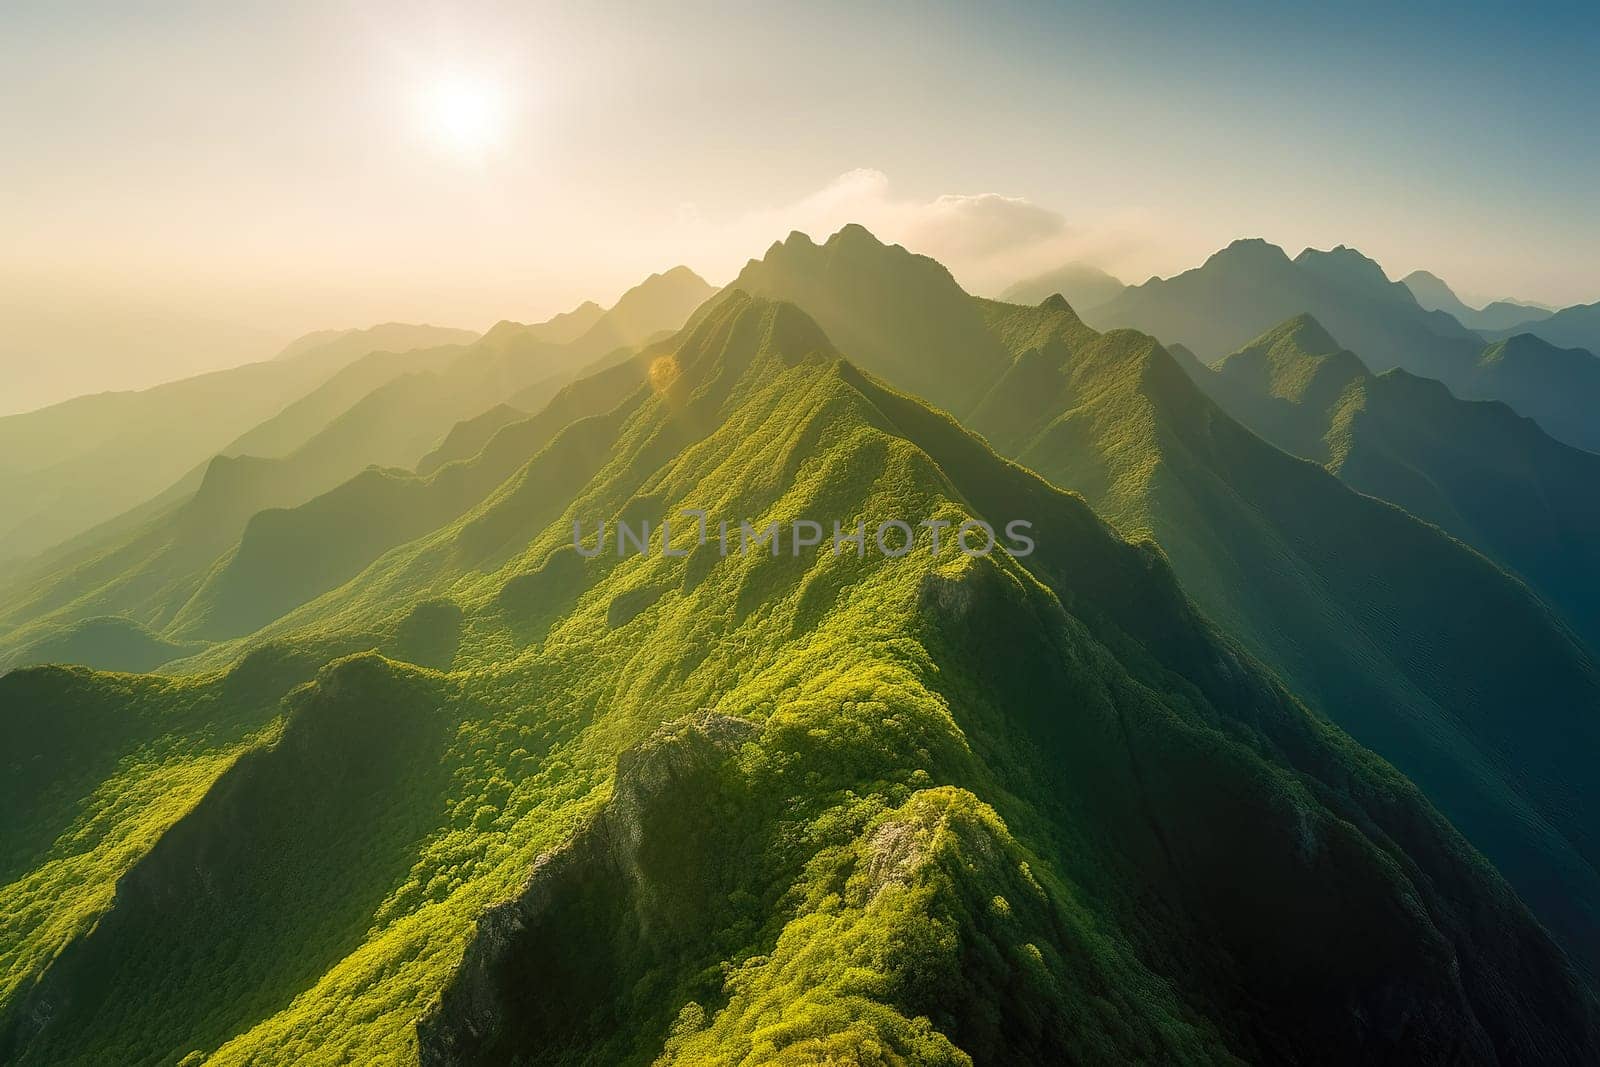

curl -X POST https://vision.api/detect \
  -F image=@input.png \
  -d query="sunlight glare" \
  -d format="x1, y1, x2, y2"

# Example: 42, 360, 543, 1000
418, 74, 508, 159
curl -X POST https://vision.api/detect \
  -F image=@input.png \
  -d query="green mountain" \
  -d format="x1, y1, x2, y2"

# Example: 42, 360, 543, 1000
1401, 269, 1555, 333
0, 324, 478, 566
3, 292, 1596, 1064
0, 270, 708, 673
1087, 239, 1600, 452
1186, 315, 1600, 647
717, 227, 1600, 975
1489, 301, 1600, 356
997, 262, 1125, 309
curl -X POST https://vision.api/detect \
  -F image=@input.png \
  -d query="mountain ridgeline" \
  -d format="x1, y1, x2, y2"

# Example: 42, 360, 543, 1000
0, 227, 1597, 1064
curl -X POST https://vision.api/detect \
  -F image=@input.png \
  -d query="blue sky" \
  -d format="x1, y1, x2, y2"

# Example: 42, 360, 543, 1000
1, 0, 1595, 407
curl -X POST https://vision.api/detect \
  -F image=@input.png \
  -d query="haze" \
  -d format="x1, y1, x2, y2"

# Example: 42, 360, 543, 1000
3, 0, 1596, 414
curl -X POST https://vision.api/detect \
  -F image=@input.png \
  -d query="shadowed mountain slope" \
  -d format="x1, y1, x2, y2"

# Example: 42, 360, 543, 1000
1184, 315, 1600, 649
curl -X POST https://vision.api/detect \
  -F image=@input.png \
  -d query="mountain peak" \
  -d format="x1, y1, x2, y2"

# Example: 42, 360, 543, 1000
1206, 237, 1292, 269
1215, 313, 1368, 406
1265, 312, 1344, 357
829, 221, 882, 246
1293, 244, 1395, 292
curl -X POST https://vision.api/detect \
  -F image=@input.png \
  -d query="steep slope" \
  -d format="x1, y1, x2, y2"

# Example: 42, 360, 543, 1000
1402, 269, 1554, 333
997, 262, 1125, 309
4, 293, 1596, 1065
713, 228, 1600, 973
1188, 315, 1600, 648
0, 324, 476, 564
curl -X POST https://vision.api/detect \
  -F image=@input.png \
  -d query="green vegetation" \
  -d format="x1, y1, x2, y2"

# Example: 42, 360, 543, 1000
3, 235, 1598, 1064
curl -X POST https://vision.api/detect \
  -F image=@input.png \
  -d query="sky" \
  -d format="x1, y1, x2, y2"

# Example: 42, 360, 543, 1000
2, 0, 1597, 413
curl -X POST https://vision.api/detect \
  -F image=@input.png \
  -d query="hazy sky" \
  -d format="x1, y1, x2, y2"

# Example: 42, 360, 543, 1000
3, 0, 1597, 413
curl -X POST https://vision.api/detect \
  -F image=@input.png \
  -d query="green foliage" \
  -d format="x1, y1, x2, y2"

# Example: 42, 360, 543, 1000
3, 257, 1598, 1066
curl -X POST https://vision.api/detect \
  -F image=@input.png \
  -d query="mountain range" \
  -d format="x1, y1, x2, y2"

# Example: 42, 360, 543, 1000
1184, 314, 1600, 648
1083, 239, 1600, 453
1490, 300, 1600, 355
1, 226, 1597, 1064
0, 268, 712, 674
0, 324, 479, 568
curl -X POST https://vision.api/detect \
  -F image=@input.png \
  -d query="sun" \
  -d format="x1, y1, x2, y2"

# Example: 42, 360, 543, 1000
418, 75, 508, 159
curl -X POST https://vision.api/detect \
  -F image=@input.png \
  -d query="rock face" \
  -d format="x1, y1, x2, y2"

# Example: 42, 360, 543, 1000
416, 711, 757, 1066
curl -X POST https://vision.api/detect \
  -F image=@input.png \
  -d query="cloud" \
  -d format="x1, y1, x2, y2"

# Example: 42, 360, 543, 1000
659, 169, 1155, 295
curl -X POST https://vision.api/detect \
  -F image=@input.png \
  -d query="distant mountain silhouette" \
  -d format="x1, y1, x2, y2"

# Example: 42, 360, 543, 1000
1401, 270, 1555, 333
998, 262, 1125, 309
1489, 300, 1600, 354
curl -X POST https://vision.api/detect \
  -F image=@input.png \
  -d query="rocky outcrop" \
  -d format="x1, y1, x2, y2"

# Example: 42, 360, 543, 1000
417, 711, 756, 1066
